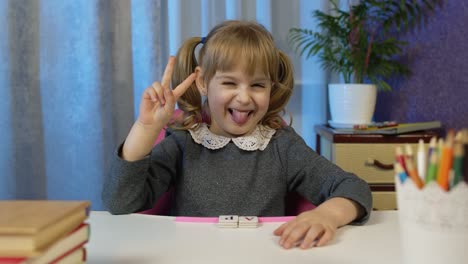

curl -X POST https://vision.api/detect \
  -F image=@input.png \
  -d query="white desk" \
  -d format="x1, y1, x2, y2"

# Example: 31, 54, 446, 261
86, 211, 401, 264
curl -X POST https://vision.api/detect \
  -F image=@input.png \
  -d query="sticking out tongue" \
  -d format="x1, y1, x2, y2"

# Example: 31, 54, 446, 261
231, 109, 250, 125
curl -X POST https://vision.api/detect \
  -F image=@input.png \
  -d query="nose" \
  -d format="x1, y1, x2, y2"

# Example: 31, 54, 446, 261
235, 86, 251, 104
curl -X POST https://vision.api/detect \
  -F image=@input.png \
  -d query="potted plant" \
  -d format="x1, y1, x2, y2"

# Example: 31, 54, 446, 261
288, 0, 443, 126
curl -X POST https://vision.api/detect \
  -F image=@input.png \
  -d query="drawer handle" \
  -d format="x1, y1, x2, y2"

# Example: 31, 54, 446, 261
366, 158, 394, 170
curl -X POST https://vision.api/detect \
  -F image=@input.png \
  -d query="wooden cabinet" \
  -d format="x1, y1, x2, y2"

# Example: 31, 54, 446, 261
314, 125, 440, 210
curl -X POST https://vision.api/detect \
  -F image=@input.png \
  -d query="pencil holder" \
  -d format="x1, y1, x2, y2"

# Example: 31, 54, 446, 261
395, 178, 468, 264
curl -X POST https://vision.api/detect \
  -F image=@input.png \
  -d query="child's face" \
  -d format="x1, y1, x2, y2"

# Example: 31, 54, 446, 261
204, 66, 272, 137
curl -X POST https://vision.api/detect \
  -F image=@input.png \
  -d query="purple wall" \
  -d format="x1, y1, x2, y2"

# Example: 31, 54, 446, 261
374, 1, 468, 130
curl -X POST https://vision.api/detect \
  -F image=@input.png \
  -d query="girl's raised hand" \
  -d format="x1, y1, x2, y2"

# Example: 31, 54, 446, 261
138, 57, 196, 128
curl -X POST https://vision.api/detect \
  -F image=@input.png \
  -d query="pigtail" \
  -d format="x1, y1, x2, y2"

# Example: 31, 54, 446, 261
262, 50, 295, 129
171, 37, 204, 129
277, 51, 294, 93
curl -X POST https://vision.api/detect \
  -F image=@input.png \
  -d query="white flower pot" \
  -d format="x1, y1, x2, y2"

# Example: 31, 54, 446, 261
328, 83, 377, 124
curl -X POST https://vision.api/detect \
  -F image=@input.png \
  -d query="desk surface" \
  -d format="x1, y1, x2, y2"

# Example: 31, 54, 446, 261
86, 211, 401, 264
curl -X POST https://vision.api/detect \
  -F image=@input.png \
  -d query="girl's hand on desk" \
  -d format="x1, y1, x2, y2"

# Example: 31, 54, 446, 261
274, 197, 361, 249
273, 208, 339, 249
138, 57, 196, 128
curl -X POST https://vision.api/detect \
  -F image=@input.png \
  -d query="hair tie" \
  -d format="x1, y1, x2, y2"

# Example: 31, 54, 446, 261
201, 37, 206, 44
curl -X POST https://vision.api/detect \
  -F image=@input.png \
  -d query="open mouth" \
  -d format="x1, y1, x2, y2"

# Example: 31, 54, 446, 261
228, 108, 253, 125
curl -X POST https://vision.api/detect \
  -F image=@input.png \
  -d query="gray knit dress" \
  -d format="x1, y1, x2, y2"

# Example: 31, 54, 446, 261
102, 125, 372, 224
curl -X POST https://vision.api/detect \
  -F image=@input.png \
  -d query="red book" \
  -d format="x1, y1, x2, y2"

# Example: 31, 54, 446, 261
0, 223, 89, 264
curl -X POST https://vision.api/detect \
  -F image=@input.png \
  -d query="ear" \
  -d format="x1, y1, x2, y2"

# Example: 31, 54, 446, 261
195, 66, 207, 96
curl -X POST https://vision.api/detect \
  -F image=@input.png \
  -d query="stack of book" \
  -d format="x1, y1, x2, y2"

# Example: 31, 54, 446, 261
0, 200, 90, 264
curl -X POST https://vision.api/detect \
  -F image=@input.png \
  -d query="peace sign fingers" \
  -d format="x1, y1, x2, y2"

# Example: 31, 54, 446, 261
161, 57, 175, 88
160, 56, 196, 102
138, 56, 197, 127
172, 73, 197, 99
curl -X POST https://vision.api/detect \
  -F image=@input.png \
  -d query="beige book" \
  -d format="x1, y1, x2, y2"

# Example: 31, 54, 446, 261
0, 200, 90, 257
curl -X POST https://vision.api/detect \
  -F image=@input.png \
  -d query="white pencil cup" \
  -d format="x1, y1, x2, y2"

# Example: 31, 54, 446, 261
395, 178, 468, 264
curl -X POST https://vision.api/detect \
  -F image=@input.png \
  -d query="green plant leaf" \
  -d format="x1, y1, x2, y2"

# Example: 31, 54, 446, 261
287, 0, 444, 91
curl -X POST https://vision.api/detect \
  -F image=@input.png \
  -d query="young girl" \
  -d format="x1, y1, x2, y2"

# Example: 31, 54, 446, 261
102, 20, 372, 249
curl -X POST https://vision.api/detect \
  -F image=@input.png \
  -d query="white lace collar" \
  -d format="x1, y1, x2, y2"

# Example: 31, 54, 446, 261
189, 123, 276, 151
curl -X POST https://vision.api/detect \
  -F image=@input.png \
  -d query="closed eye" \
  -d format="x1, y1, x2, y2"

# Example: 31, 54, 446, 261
252, 83, 266, 88
222, 82, 236, 86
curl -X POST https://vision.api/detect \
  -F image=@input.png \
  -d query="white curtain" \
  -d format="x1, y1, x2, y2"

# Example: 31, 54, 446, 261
0, 0, 329, 209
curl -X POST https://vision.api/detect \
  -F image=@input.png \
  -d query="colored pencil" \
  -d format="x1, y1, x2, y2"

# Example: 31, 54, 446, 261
426, 150, 439, 184
462, 130, 468, 184
395, 162, 408, 183
427, 136, 437, 162
395, 146, 408, 174
437, 131, 454, 191
464, 144, 468, 184
404, 155, 424, 189
416, 139, 426, 182
451, 142, 464, 187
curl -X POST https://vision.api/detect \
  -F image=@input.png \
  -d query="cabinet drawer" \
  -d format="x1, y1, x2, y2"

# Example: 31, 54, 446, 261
372, 191, 397, 210
333, 143, 419, 184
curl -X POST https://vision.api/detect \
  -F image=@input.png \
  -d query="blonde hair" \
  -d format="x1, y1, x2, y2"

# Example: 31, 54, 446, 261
171, 20, 294, 130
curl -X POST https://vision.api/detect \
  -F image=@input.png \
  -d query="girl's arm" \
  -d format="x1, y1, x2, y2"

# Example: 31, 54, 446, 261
121, 121, 165, 161
102, 134, 181, 214
102, 57, 195, 214
315, 196, 365, 227
273, 127, 372, 249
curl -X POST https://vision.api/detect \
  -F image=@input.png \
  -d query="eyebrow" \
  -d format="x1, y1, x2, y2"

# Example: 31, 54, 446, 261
215, 74, 269, 82
215, 75, 237, 80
